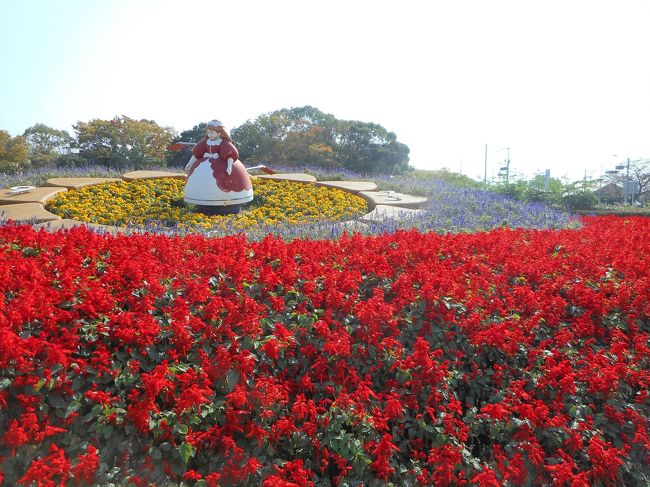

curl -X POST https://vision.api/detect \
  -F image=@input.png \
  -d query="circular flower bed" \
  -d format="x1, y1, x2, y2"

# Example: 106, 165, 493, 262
46, 178, 368, 231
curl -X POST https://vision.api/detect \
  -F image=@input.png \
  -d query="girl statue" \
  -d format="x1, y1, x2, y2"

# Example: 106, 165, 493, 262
183, 120, 253, 214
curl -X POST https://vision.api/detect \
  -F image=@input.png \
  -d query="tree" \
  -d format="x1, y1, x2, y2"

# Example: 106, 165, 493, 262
231, 107, 338, 166
74, 116, 176, 168
230, 119, 267, 162
524, 174, 566, 206
166, 122, 208, 168
0, 130, 30, 173
632, 159, 650, 201
55, 153, 89, 168
490, 179, 529, 202
230, 106, 410, 174
334, 121, 410, 174
280, 126, 336, 167
604, 158, 650, 203
230, 115, 289, 165
562, 187, 599, 210
22, 123, 73, 168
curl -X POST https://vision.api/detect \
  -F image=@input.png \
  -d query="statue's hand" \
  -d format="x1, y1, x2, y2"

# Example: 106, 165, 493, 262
226, 158, 234, 175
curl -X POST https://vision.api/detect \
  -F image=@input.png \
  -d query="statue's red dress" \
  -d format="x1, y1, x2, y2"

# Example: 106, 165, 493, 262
187, 137, 252, 192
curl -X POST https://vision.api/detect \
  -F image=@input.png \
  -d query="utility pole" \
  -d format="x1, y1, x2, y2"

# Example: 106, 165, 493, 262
499, 148, 510, 183
626, 157, 631, 205
494, 147, 511, 183
616, 157, 634, 205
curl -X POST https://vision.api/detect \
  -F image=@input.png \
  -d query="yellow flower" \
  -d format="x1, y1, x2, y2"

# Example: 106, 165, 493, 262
46, 178, 367, 233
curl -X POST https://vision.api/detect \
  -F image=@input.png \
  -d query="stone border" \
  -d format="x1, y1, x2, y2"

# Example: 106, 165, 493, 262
0, 186, 68, 205
43, 177, 122, 189
122, 170, 187, 181
255, 173, 317, 183
0, 171, 428, 231
359, 205, 425, 223
0, 202, 62, 224
314, 180, 378, 193
358, 190, 428, 210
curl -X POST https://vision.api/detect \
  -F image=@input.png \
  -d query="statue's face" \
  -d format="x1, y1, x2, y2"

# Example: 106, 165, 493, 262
206, 129, 220, 140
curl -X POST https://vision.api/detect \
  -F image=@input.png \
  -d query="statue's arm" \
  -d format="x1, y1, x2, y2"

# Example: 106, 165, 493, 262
221, 141, 239, 175
185, 155, 197, 172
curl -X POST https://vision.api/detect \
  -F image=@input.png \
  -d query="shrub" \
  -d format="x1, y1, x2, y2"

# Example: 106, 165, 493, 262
562, 190, 599, 210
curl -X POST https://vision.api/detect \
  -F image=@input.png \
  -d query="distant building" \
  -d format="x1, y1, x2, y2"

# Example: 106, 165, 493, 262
595, 183, 623, 204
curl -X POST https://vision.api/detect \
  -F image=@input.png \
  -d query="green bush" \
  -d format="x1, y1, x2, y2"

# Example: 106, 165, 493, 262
562, 190, 599, 210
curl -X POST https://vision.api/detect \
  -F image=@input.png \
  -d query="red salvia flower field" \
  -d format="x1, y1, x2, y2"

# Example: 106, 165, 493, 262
0, 216, 648, 485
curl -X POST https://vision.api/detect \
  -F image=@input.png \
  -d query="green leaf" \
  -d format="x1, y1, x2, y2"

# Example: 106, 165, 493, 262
226, 369, 240, 392
147, 347, 163, 361
178, 442, 195, 464
102, 425, 114, 439
169, 363, 190, 374
71, 377, 87, 392
149, 446, 162, 461
175, 423, 189, 435
65, 400, 81, 418
34, 378, 46, 392
48, 394, 68, 409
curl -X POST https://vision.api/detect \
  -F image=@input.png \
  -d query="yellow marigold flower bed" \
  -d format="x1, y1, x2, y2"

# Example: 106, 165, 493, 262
46, 178, 367, 231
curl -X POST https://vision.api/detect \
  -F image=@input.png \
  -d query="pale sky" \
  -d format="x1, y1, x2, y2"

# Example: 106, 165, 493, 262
1, 0, 649, 182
